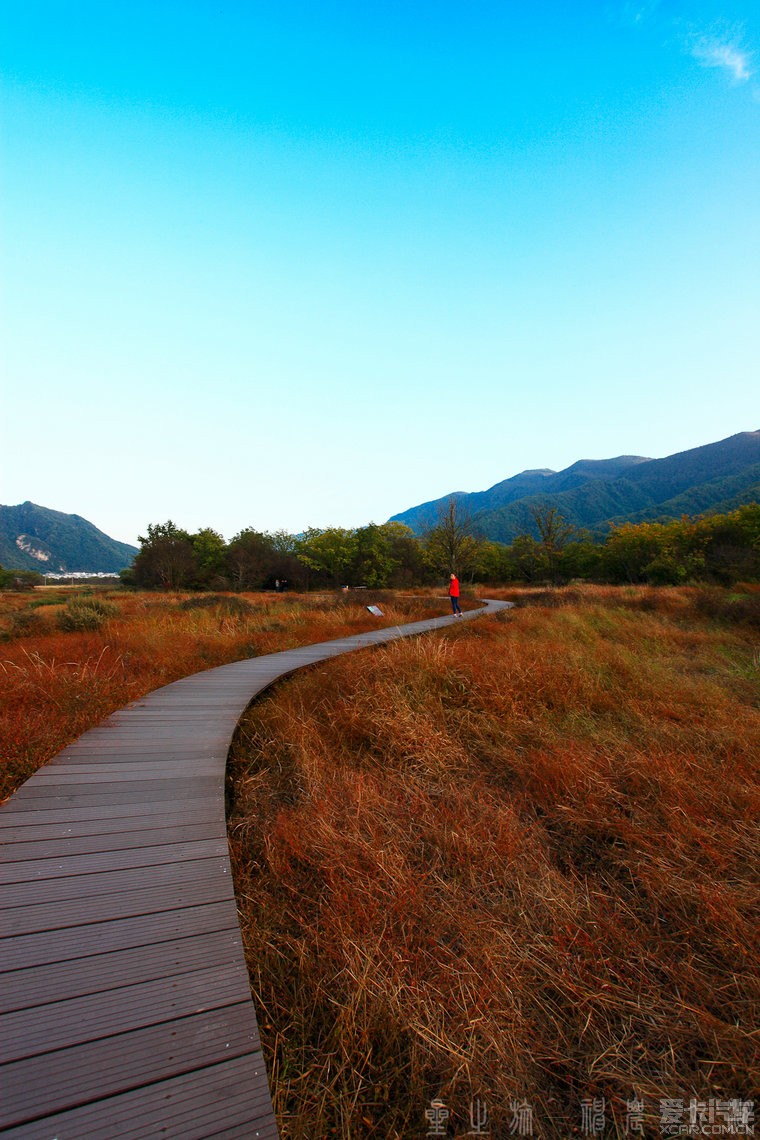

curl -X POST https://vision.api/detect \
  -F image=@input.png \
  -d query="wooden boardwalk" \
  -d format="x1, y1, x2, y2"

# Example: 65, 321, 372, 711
0, 599, 510, 1138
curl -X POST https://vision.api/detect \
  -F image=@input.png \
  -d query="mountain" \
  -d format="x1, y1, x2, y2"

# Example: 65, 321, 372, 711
0, 503, 138, 574
390, 431, 760, 544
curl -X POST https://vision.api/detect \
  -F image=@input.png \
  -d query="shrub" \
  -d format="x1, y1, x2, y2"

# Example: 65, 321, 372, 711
693, 586, 760, 628
178, 594, 254, 617
57, 596, 117, 632
2, 610, 45, 640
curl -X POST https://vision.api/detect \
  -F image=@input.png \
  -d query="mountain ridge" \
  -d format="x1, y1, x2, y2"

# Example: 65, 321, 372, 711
0, 502, 138, 574
390, 431, 760, 543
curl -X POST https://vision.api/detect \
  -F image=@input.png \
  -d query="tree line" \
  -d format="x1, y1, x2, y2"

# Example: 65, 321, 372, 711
478, 502, 760, 586
120, 501, 760, 591
0, 567, 44, 590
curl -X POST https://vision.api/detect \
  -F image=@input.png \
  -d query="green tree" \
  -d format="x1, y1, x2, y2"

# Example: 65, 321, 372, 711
599, 519, 707, 585
269, 530, 298, 556
530, 504, 577, 583
349, 522, 426, 588
382, 521, 428, 586
297, 527, 359, 587
352, 523, 397, 588
700, 503, 760, 584
132, 521, 197, 589
226, 529, 277, 590
599, 523, 663, 584
0, 566, 43, 590
227, 528, 306, 591
269, 532, 307, 590
191, 528, 228, 588
423, 497, 483, 579
558, 540, 603, 581
474, 540, 515, 583
508, 534, 550, 582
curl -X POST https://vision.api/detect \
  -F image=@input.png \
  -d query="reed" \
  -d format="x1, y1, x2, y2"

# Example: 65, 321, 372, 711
227, 584, 760, 1138
0, 587, 443, 801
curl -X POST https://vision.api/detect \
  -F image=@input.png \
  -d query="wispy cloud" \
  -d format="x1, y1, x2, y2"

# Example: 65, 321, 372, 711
619, 0, 662, 28
619, 5, 757, 94
687, 26, 753, 84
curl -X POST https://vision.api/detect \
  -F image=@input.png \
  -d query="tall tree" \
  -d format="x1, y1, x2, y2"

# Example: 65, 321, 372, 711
382, 521, 428, 586
191, 528, 228, 588
530, 504, 576, 583
297, 527, 358, 587
423, 497, 483, 579
353, 523, 397, 588
226, 529, 277, 590
132, 521, 197, 589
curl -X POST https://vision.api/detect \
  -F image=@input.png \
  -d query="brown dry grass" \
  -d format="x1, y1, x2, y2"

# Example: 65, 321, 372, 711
0, 587, 446, 802
227, 584, 760, 1138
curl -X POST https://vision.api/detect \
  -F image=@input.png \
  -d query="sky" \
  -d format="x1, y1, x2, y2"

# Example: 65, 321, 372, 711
2, 0, 758, 546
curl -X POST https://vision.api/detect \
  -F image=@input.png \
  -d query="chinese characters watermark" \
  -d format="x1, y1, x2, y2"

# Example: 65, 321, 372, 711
419, 1093, 754, 1136
658, 1098, 755, 1136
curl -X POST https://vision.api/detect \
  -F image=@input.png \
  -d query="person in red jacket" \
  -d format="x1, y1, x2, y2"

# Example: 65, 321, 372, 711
449, 573, 462, 616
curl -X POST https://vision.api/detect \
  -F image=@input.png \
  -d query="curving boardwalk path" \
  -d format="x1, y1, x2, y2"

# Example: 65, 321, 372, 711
0, 599, 511, 1139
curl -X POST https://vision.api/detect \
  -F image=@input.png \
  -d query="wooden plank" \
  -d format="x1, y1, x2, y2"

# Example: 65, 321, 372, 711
0, 1053, 277, 1140
28, 766, 215, 783
0, 928, 245, 1011
49, 756, 220, 767
4, 788, 217, 811
0, 820, 223, 858
0, 837, 229, 884
3, 853, 230, 909
8, 777, 217, 802
2, 875, 230, 937
0, 1004, 260, 1129
52, 750, 216, 762
0, 900, 240, 970
0, 801, 222, 826
0, 961, 250, 1062
208, 1123, 280, 1140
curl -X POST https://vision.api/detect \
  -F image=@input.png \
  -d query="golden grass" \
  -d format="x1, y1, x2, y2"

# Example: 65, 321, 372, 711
0, 587, 445, 802
227, 584, 760, 1138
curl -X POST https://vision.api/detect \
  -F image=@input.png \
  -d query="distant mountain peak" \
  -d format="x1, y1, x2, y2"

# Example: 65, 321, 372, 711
0, 503, 137, 574
564, 455, 649, 469
389, 432, 760, 539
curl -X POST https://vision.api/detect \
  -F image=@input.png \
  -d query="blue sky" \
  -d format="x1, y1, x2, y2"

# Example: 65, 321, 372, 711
2, 1, 758, 545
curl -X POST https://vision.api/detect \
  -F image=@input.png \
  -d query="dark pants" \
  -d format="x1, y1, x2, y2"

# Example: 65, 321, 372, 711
450, 595, 461, 614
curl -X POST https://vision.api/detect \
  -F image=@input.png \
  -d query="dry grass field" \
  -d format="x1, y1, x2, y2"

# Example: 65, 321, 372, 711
226, 584, 760, 1138
0, 586, 444, 802
3, 582, 758, 1137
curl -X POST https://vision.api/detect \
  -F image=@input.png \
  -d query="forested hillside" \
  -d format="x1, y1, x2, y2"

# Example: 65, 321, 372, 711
0, 502, 137, 573
392, 431, 760, 543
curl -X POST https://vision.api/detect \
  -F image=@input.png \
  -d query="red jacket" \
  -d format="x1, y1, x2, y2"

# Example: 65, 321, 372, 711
449, 576, 460, 597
